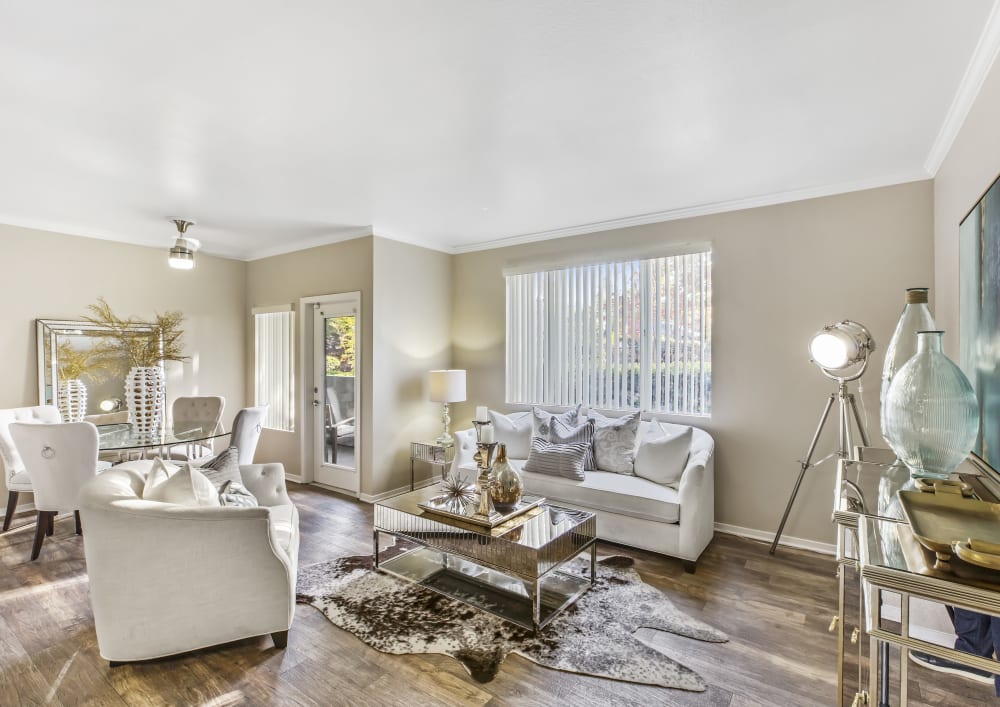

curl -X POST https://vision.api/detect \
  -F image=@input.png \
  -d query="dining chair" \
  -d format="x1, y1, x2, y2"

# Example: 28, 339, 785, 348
10, 421, 101, 560
166, 396, 225, 461
1, 405, 63, 532
230, 406, 268, 464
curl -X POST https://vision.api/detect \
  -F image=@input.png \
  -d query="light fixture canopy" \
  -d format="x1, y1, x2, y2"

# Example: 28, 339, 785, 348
168, 219, 197, 270
808, 320, 875, 379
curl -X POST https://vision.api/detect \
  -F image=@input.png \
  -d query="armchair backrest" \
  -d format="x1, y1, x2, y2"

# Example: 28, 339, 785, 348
10, 421, 100, 511
0, 405, 62, 482
171, 396, 225, 433
230, 406, 268, 465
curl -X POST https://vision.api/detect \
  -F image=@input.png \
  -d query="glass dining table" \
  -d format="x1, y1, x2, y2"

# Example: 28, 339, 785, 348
96, 422, 230, 460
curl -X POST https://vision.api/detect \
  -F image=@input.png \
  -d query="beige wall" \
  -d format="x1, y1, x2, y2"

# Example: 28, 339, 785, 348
245, 237, 374, 479
934, 56, 1000, 360
452, 181, 934, 544
370, 237, 452, 496
0, 223, 247, 500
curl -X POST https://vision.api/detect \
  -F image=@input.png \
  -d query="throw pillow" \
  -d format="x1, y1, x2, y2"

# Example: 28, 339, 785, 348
141, 457, 178, 498
523, 437, 588, 481
219, 479, 259, 507
195, 446, 242, 490
549, 417, 597, 470
633, 424, 693, 487
487, 410, 532, 459
144, 463, 221, 507
588, 409, 642, 474
531, 404, 581, 439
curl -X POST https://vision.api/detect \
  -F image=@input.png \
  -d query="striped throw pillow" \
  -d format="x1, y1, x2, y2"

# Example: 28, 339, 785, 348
523, 437, 588, 481
549, 417, 596, 470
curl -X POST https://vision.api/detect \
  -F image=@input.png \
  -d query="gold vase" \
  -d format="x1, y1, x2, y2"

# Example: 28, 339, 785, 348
490, 443, 523, 513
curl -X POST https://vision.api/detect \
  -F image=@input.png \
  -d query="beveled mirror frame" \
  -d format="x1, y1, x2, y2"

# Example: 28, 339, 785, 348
36, 318, 159, 418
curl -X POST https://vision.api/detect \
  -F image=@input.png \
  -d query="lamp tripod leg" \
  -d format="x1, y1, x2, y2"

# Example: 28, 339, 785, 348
847, 393, 870, 448
770, 393, 836, 555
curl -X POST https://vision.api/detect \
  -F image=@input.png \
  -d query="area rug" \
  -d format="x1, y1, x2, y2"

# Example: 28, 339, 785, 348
296, 553, 728, 692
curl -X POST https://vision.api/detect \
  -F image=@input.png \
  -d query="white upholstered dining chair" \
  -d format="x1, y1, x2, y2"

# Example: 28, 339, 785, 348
10, 421, 103, 560
1, 404, 62, 531
229, 406, 267, 464
166, 395, 225, 460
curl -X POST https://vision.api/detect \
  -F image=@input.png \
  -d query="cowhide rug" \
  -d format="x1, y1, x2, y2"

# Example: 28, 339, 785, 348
296, 552, 727, 692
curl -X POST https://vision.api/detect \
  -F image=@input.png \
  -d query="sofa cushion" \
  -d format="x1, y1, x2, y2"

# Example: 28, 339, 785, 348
219, 480, 259, 507
588, 409, 641, 474
523, 437, 588, 481
531, 404, 581, 438
516, 460, 680, 524
549, 417, 596, 470
141, 457, 178, 497
634, 424, 692, 487
488, 410, 532, 459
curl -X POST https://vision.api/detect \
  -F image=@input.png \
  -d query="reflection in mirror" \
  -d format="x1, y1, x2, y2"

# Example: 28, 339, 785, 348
37, 319, 157, 423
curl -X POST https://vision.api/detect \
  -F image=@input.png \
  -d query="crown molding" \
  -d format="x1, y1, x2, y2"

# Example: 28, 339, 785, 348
924, 0, 1000, 176
243, 226, 375, 261
449, 171, 931, 254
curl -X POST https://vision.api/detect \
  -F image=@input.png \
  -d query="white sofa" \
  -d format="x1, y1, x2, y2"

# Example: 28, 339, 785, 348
451, 411, 715, 571
79, 459, 299, 664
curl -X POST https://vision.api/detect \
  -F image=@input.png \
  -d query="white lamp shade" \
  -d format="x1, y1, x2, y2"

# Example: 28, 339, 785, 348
428, 370, 466, 403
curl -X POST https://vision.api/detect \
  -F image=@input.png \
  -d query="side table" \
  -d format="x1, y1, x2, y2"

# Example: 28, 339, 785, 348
409, 441, 456, 490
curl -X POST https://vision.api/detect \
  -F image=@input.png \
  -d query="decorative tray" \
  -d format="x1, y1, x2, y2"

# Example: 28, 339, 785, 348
418, 494, 546, 529
897, 489, 1000, 570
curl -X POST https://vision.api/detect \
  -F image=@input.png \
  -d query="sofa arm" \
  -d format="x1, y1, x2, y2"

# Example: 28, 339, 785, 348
676, 449, 716, 563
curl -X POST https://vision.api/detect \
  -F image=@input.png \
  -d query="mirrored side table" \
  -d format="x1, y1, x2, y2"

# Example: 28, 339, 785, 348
409, 441, 456, 490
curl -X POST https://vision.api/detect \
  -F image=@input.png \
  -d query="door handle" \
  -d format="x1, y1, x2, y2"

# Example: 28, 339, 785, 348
313, 400, 320, 407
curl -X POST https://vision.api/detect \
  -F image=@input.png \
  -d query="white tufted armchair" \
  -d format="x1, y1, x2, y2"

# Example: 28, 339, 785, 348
79, 459, 298, 664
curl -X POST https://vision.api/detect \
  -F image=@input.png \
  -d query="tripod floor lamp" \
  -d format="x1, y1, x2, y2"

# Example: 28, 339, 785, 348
770, 320, 876, 555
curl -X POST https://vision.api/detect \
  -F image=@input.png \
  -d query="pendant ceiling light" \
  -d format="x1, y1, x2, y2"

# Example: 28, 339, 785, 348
168, 219, 199, 270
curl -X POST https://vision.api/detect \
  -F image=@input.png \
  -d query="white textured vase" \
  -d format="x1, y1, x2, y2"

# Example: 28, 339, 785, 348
126, 366, 166, 435
57, 378, 88, 422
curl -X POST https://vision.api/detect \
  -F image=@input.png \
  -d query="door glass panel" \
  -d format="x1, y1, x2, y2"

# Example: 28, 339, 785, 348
324, 314, 356, 470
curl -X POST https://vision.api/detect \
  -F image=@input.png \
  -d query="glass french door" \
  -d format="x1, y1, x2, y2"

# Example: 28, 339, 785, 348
312, 297, 360, 493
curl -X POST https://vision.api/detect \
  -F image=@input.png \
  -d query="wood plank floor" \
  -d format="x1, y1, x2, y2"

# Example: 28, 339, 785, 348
0, 484, 994, 706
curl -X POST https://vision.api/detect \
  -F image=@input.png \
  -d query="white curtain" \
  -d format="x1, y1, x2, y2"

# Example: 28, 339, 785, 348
506, 252, 711, 415
254, 307, 295, 431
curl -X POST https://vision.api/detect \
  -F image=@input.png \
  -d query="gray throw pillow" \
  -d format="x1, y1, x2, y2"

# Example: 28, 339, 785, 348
588, 410, 641, 474
218, 479, 259, 507
196, 446, 241, 489
531, 404, 581, 439
549, 417, 596, 470
523, 437, 588, 481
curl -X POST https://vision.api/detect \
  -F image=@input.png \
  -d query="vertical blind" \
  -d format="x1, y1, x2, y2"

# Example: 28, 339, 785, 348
254, 307, 295, 431
506, 251, 712, 415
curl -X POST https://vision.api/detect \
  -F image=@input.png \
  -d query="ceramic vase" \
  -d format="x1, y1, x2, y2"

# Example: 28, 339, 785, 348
880, 287, 936, 445
883, 331, 979, 480
126, 365, 165, 435
490, 443, 524, 513
57, 379, 87, 422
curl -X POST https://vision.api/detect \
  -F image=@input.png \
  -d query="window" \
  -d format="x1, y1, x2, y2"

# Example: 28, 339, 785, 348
505, 251, 712, 416
253, 306, 295, 431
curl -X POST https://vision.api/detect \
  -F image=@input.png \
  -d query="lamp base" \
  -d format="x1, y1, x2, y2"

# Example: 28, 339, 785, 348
435, 433, 455, 448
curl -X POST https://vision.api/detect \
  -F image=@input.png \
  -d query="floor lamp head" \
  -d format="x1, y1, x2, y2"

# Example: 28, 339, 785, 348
809, 320, 876, 382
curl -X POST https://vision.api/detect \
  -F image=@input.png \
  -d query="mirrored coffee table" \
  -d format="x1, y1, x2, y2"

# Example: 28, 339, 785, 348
373, 486, 597, 632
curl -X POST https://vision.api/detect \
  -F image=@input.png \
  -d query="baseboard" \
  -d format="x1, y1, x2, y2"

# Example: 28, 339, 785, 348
358, 477, 438, 504
285, 473, 304, 484
714, 522, 836, 556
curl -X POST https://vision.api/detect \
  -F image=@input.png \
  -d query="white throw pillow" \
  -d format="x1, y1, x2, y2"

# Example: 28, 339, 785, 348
144, 462, 221, 507
633, 424, 693, 487
488, 410, 532, 459
531, 404, 581, 439
588, 409, 641, 474
141, 457, 179, 498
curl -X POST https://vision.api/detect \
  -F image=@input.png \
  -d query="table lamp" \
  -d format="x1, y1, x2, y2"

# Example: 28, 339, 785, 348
428, 369, 466, 448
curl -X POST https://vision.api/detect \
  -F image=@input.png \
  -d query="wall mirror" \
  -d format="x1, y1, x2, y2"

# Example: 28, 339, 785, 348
37, 319, 159, 423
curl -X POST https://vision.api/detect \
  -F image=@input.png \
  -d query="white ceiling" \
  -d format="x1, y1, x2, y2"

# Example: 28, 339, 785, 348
1, 1, 997, 260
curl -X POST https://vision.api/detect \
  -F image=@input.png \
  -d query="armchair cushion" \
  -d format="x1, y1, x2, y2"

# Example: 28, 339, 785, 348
144, 463, 220, 507
196, 446, 242, 488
